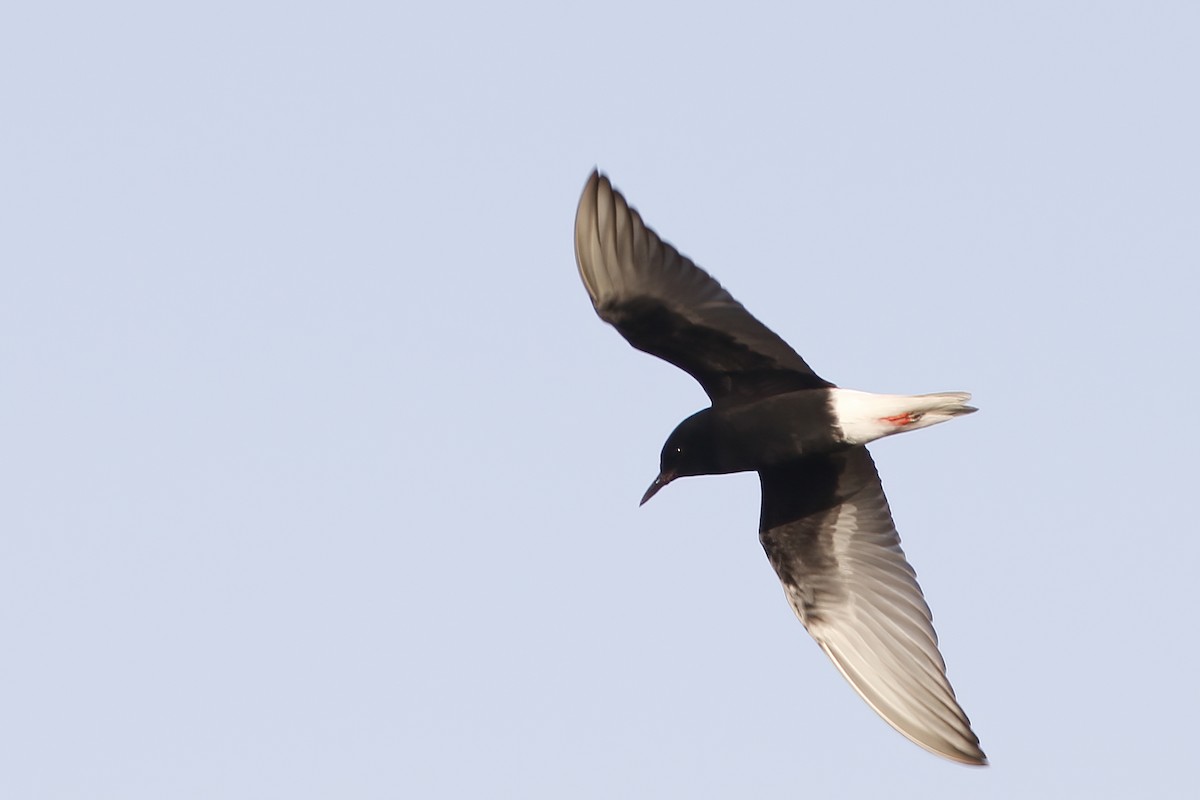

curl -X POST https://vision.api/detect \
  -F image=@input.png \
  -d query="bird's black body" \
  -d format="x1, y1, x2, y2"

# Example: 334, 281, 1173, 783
660, 390, 844, 478
574, 170, 985, 765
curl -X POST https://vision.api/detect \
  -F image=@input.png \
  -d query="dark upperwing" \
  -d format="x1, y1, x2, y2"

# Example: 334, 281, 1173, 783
574, 170, 832, 402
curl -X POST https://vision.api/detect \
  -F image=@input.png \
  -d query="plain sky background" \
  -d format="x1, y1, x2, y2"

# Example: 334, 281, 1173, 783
3, 2, 1198, 797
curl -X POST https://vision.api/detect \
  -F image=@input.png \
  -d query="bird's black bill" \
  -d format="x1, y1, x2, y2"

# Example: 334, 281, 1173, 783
640, 471, 675, 506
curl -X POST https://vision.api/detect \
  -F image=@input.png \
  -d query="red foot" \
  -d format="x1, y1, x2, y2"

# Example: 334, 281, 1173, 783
882, 413, 916, 426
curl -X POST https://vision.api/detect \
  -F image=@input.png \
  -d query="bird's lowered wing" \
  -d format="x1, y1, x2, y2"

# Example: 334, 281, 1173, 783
574, 170, 831, 402
758, 447, 986, 765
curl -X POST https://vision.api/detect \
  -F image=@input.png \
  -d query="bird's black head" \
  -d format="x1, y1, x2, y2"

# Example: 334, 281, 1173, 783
640, 410, 725, 505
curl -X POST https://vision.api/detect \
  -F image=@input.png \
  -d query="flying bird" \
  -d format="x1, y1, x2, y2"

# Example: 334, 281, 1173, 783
574, 170, 986, 765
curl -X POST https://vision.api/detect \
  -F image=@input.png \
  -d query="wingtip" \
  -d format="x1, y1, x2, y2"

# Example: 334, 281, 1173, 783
575, 168, 610, 302
948, 748, 989, 767
935, 738, 989, 767
583, 167, 605, 195
578, 167, 611, 211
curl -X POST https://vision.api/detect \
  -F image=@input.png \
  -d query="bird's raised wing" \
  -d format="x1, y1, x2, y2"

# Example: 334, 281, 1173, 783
574, 170, 831, 402
757, 447, 986, 765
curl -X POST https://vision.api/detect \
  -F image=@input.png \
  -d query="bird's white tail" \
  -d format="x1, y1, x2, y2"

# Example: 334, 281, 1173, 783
831, 389, 977, 446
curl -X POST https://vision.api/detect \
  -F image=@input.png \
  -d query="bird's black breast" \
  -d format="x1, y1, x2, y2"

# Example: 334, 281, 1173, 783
715, 389, 843, 468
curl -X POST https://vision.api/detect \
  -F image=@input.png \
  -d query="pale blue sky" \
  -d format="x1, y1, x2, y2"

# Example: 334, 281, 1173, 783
3, 2, 1198, 797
